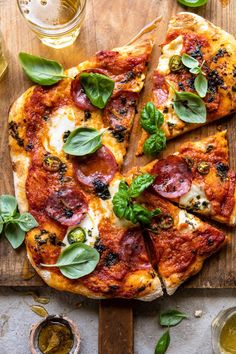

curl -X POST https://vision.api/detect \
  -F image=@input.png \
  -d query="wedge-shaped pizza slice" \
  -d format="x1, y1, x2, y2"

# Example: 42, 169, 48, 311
138, 191, 227, 295
143, 131, 236, 225
9, 22, 163, 300
137, 12, 236, 154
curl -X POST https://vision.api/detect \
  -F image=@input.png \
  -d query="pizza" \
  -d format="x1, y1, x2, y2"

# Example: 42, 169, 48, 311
8, 14, 232, 301
142, 131, 236, 225
137, 12, 236, 155
9, 22, 165, 300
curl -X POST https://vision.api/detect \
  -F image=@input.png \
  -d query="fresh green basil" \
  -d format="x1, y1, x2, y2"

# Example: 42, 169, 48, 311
181, 54, 208, 98
63, 127, 104, 156
129, 174, 156, 198
0, 195, 17, 219
194, 73, 208, 98
0, 195, 38, 249
16, 213, 39, 232
140, 103, 166, 156
80, 72, 115, 109
41, 243, 100, 279
140, 102, 164, 134
159, 310, 188, 327
181, 53, 199, 69
112, 181, 130, 219
112, 175, 161, 225
155, 330, 170, 354
177, 0, 208, 7
5, 223, 25, 249
173, 91, 206, 123
19, 52, 70, 86
143, 131, 166, 156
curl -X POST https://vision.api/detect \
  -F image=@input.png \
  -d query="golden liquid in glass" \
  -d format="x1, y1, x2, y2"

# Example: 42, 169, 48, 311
220, 314, 236, 354
18, 0, 86, 48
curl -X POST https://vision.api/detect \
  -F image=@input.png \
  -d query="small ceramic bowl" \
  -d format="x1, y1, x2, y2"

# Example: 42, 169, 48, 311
212, 306, 236, 354
29, 314, 81, 354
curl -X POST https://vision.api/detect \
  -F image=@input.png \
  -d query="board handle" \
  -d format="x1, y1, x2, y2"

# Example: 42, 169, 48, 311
99, 300, 133, 354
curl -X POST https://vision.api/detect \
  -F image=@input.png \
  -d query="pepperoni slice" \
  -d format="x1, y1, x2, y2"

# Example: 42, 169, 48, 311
74, 145, 118, 187
45, 187, 88, 226
152, 155, 192, 199
71, 68, 111, 111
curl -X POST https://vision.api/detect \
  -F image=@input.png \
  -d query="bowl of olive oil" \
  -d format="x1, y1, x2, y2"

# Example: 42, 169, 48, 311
29, 315, 81, 354
212, 307, 236, 354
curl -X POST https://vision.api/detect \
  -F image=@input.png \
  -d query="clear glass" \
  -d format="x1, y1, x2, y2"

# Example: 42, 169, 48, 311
17, 0, 87, 48
212, 307, 236, 354
0, 32, 8, 79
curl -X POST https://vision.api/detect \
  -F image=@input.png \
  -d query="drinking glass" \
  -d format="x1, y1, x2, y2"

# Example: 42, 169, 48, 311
17, 0, 87, 49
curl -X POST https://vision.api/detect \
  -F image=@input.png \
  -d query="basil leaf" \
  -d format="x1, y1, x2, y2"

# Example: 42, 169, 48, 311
16, 213, 38, 232
143, 131, 166, 156
129, 173, 155, 198
155, 330, 170, 354
112, 181, 130, 219
5, 223, 25, 249
140, 102, 164, 134
19, 52, 67, 86
173, 91, 206, 123
63, 127, 103, 156
80, 73, 115, 109
194, 73, 208, 98
190, 67, 201, 75
159, 310, 188, 327
124, 205, 138, 224
132, 204, 153, 225
0, 216, 3, 234
0, 195, 17, 220
42, 243, 100, 279
177, 0, 208, 7
181, 53, 199, 69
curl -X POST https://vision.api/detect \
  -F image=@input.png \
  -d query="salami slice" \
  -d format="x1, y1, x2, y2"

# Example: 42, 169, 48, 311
45, 187, 88, 226
74, 145, 118, 187
152, 155, 192, 199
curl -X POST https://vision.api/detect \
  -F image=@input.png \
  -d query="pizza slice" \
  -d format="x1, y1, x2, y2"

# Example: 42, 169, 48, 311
137, 12, 236, 155
142, 131, 236, 225
9, 21, 164, 300
138, 190, 227, 295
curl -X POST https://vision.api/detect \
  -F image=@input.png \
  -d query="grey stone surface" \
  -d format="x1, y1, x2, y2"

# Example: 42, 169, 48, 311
0, 287, 235, 353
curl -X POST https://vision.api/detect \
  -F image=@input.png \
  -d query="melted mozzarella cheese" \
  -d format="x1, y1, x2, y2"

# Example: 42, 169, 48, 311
179, 183, 211, 212
178, 210, 200, 231
157, 35, 183, 75
43, 107, 77, 154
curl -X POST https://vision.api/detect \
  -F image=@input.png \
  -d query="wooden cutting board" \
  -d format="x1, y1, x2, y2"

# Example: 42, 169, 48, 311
0, 0, 235, 288
0, 1, 235, 353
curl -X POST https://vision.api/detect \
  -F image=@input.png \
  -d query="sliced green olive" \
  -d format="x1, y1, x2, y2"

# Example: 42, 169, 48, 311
43, 155, 62, 172
169, 55, 183, 72
67, 227, 86, 244
159, 214, 174, 229
197, 161, 210, 175
184, 156, 194, 169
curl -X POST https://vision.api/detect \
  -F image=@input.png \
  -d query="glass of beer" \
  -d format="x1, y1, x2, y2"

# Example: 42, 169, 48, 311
17, 0, 87, 49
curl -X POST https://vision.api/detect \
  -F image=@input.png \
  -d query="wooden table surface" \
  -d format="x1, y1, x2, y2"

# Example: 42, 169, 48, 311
0, 1, 235, 352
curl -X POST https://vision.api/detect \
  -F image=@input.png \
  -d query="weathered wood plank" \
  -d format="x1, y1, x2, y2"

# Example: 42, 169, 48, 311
99, 300, 133, 354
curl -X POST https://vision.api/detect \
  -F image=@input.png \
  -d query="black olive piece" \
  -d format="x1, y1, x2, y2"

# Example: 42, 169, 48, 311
104, 252, 119, 267
93, 179, 111, 200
